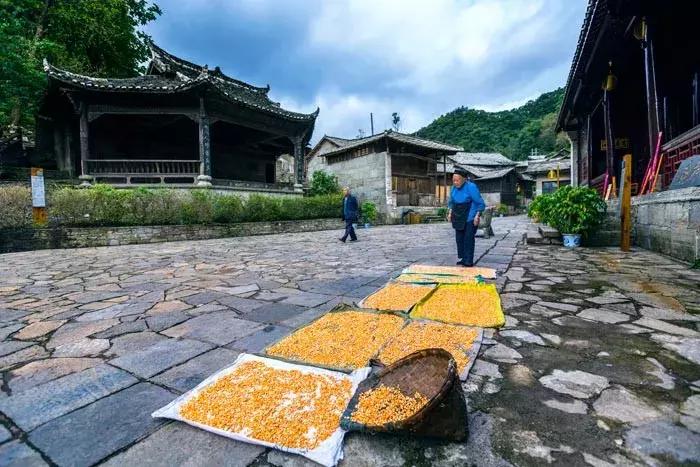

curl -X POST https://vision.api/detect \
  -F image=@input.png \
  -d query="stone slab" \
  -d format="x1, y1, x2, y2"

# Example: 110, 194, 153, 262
593, 387, 662, 423
0, 364, 137, 431
7, 357, 101, 393
246, 302, 307, 324
227, 325, 292, 353
634, 317, 699, 337
152, 347, 240, 393
624, 421, 700, 463
110, 338, 213, 378
102, 422, 265, 467
162, 311, 263, 346
577, 308, 630, 324
539, 369, 609, 399
0, 441, 47, 467
29, 383, 173, 467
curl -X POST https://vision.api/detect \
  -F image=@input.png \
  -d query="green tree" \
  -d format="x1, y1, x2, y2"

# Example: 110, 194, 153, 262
0, 0, 161, 132
415, 88, 569, 160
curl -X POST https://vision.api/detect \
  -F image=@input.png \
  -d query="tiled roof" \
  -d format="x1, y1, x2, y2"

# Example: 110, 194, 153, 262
435, 163, 514, 180
43, 44, 319, 122
450, 152, 516, 167
556, 0, 606, 130
524, 157, 571, 174
462, 165, 515, 180
320, 130, 462, 157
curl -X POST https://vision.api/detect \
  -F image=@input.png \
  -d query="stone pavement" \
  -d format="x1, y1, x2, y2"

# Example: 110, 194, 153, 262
0, 216, 698, 466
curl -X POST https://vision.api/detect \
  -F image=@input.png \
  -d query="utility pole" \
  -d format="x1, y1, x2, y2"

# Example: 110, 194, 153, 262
370, 113, 374, 136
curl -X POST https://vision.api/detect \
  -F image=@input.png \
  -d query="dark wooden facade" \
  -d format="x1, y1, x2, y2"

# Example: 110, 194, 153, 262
558, 0, 700, 194
35, 43, 317, 187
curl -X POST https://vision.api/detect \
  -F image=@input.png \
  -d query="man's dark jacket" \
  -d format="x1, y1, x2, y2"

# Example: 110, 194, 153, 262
342, 195, 360, 222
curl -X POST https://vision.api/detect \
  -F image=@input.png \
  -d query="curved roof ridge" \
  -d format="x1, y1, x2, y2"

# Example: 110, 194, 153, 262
148, 41, 271, 95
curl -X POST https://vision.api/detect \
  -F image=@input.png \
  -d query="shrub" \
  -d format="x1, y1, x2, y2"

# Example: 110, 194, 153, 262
0, 184, 32, 228
527, 193, 554, 223
4, 185, 344, 228
496, 204, 508, 216
308, 170, 340, 196
437, 207, 448, 218
213, 194, 244, 223
361, 201, 377, 223
547, 186, 606, 235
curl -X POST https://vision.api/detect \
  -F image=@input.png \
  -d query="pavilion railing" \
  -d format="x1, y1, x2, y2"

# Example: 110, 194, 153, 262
86, 159, 199, 177
661, 124, 700, 189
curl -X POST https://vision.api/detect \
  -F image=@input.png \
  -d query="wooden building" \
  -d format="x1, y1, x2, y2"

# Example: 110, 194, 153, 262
34, 43, 318, 191
306, 131, 461, 221
558, 0, 700, 194
438, 152, 518, 208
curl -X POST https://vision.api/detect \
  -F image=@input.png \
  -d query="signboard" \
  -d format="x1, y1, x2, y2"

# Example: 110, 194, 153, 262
669, 155, 700, 190
30, 168, 46, 207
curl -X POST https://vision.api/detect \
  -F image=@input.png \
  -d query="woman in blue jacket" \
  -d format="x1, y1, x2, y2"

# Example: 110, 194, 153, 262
447, 167, 486, 266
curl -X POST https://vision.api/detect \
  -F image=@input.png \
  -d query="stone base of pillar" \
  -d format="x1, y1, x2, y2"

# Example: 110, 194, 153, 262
195, 175, 212, 188
78, 175, 94, 188
293, 183, 304, 193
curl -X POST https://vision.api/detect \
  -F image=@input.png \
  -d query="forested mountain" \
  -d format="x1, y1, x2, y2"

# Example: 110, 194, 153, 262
415, 88, 568, 161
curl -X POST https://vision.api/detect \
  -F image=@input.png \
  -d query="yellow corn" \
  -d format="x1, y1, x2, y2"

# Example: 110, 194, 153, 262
411, 283, 504, 327
265, 311, 404, 370
361, 282, 434, 311
378, 321, 478, 374
350, 385, 429, 425
179, 361, 353, 450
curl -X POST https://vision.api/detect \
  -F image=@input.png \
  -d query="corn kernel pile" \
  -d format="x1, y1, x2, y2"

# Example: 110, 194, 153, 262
378, 321, 478, 374
396, 273, 468, 284
404, 264, 496, 278
411, 283, 504, 327
179, 361, 353, 450
361, 282, 434, 311
350, 385, 429, 426
265, 311, 405, 370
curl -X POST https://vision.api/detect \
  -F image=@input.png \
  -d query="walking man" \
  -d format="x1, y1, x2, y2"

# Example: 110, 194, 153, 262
340, 186, 359, 243
447, 167, 485, 266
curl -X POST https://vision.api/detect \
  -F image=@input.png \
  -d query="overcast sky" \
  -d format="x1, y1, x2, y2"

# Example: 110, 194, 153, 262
145, 0, 587, 142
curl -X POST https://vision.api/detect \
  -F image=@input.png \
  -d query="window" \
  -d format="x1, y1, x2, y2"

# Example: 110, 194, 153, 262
542, 180, 570, 194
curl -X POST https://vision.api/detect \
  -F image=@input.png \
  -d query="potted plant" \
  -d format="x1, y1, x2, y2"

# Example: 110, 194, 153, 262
361, 201, 377, 228
547, 186, 606, 248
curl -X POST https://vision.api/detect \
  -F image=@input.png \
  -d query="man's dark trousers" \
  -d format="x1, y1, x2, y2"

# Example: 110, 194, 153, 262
342, 219, 357, 241
455, 222, 477, 265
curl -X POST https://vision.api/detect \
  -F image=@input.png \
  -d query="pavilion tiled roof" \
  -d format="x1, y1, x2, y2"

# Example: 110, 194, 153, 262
43, 43, 319, 122
319, 130, 462, 157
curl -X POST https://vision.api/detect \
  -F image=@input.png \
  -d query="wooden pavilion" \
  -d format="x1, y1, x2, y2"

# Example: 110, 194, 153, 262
35, 43, 318, 190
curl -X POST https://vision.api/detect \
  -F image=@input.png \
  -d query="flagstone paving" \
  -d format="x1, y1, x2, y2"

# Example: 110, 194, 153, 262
0, 216, 699, 466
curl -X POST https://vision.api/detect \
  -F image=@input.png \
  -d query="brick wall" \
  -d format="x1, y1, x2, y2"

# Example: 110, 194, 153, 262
0, 218, 342, 254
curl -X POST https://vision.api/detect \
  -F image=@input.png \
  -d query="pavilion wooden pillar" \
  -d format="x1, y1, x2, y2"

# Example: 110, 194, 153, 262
292, 135, 304, 192
196, 96, 212, 187
78, 102, 93, 187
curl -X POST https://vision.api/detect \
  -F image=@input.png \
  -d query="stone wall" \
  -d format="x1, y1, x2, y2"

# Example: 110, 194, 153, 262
307, 151, 388, 211
0, 218, 342, 254
588, 187, 700, 263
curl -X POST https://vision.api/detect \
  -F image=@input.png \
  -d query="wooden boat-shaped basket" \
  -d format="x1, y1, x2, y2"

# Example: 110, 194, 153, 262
340, 348, 468, 441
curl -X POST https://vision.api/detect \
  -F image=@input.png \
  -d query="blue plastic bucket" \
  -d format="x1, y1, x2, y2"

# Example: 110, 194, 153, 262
562, 233, 581, 248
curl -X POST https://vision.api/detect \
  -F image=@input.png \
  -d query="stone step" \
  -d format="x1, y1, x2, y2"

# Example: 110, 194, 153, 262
538, 225, 561, 238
